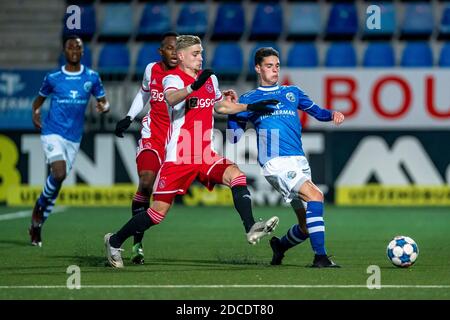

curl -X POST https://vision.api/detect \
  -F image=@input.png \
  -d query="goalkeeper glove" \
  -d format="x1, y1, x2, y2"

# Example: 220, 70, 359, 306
115, 116, 132, 138
190, 69, 214, 91
247, 99, 279, 113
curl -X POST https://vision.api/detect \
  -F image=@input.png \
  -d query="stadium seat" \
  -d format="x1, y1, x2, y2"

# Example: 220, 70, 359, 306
401, 42, 433, 67
438, 42, 450, 67
400, 3, 434, 40
325, 43, 357, 67
135, 43, 161, 77
211, 3, 245, 41
287, 3, 321, 40
325, 3, 358, 40
176, 3, 208, 38
438, 5, 450, 39
58, 44, 92, 68
287, 43, 318, 67
211, 43, 243, 81
62, 4, 96, 41
363, 43, 395, 67
249, 3, 283, 41
362, 3, 396, 40
98, 43, 130, 79
247, 42, 281, 81
98, 3, 133, 41
136, 3, 171, 41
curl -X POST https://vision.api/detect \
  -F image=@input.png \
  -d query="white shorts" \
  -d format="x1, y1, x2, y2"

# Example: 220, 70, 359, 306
41, 134, 80, 173
262, 156, 311, 203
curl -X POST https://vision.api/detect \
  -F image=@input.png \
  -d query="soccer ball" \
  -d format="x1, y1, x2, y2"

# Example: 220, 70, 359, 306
386, 236, 419, 268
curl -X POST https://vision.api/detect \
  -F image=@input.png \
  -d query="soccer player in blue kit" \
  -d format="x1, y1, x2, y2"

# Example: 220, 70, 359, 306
29, 35, 110, 247
227, 47, 345, 267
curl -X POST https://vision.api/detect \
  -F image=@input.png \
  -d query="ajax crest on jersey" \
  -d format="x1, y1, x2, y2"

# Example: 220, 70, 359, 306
386, 235, 419, 268
205, 83, 214, 93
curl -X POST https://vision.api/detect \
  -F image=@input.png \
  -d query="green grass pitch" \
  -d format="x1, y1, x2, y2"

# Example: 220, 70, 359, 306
0, 205, 449, 299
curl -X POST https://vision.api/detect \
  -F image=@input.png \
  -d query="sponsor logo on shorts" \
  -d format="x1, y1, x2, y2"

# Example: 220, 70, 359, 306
286, 171, 297, 179
143, 141, 152, 149
47, 144, 54, 152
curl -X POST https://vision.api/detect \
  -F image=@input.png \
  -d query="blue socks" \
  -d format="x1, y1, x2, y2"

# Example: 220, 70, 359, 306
279, 224, 309, 250
306, 201, 326, 255
37, 175, 62, 223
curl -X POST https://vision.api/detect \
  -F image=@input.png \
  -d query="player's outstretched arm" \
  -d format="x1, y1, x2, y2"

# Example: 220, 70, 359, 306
215, 99, 279, 115
32, 95, 46, 130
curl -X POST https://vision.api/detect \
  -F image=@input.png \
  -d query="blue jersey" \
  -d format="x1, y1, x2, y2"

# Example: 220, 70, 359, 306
229, 85, 333, 166
38, 65, 105, 142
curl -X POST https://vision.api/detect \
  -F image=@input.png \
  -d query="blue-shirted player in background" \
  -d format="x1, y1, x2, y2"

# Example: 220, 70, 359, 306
29, 35, 110, 247
227, 47, 345, 267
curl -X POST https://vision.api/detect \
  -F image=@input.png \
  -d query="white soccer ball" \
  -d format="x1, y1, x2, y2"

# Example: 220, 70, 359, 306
386, 236, 419, 268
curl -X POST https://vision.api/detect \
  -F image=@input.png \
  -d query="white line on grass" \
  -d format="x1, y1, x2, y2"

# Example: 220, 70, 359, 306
1, 285, 449, 289
0, 207, 66, 222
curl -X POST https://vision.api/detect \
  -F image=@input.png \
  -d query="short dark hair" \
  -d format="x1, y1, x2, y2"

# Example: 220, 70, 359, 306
62, 34, 82, 49
254, 47, 279, 66
161, 31, 179, 43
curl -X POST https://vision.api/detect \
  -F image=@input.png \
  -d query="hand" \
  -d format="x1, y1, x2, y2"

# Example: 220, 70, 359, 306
223, 89, 238, 103
247, 99, 279, 113
115, 116, 132, 138
96, 100, 110, 113
332, 111, 345, 125
191, 69, 214, 91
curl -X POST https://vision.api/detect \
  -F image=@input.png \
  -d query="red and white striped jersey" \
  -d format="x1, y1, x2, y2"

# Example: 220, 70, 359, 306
162, 67, 223, 164
138, 61, 171, 159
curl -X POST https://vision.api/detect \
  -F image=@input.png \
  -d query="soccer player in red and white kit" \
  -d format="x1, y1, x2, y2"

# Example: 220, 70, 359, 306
113, 32, 178, 264
105, 35, 280, 268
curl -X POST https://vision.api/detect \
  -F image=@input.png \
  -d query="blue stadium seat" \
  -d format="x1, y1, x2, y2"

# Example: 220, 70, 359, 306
438, 43, 450, 66
400, 3, 434, 40
401, 42, 433, 67
98, 44, 130, 78
62, 5, 96, 41
438, 5, 450, 39
176, 3, 208, 38
211, 3, 245, 41
249, 3, 283, 40
211, 43, 243, 80
247, 42, 281, 80
325, 43, 357, 67
362, 3, 396, 40
363, 43, 395, 67
287, 3, 321, 40
137, 3, 171, 41
135, 43, 161, 75
98, 3, 133, 41
325, 3, 358, 40
58, 44, 92, 68
287, 43, 318, 67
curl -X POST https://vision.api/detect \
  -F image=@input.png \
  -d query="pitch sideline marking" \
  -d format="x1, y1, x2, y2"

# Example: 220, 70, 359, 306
0, 285, 449, 289
0, 207, 66, 222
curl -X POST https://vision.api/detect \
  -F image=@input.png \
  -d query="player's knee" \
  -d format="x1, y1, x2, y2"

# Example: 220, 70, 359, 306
139, 172, 155, 194
310, 189, 324, 202
224, 165, 244, 185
